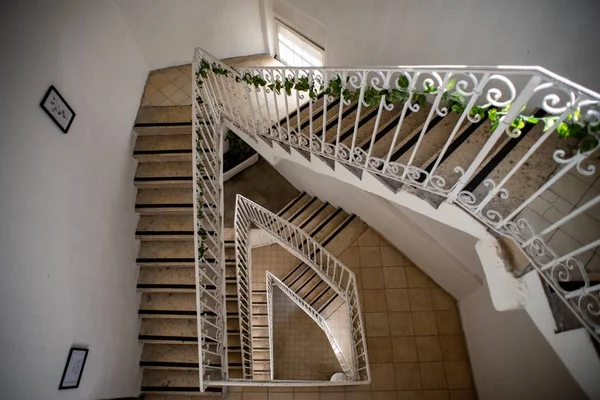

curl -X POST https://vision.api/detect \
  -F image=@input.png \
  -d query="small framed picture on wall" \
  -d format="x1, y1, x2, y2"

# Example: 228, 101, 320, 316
40, 85, 76, 133
58, 348, 89, 390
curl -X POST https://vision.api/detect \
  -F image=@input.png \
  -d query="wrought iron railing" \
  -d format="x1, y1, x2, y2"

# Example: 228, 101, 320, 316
192, 53, 228, 390
194, 47, 600, 342
266, 272, 354, 378
234, 194, 370, 381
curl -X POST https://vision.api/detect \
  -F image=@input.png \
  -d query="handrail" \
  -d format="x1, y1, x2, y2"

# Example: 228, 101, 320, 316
192, 50, 228, 391
194, 47, 600, 343
234, 194, 370, 382
266, 271, 354, 379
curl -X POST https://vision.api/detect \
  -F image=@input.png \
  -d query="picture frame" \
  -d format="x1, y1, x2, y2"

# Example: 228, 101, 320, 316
40, 85, 76, 133
58, 348, 89, 390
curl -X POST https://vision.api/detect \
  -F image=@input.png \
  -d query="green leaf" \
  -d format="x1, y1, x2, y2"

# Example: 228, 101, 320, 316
557, 122, 569, 137
524, 116, 539, 124
488, 108, 498, 121
445, 78, 456, 92
397, 75, 409, 89
543, 118, 556, 132
490, 120, 499, 132
511, 117, 525, 130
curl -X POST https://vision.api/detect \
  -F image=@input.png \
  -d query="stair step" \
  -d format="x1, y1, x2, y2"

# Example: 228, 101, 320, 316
136, 161, 192, 180
286, 197, 323, 227
135, 106, 191, 127
336, 103, 386, 148
139, 293, 196, 315
135, 188, 198, 214
141, 343, 198, 365
322, 214, 368, 257
392, 111, 465, 168
141, 369, 200, 390
468, 112, 577, 216
135, 133, 192, 152
138, 241, 195, 260
140, 318, 197, 339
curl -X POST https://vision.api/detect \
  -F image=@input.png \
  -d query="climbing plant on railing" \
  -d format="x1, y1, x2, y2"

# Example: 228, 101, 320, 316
195, 58, 599, 153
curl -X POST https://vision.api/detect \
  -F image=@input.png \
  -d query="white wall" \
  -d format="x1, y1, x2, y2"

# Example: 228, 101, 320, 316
0, 1, 148, 399
279, 0, 600, 91
460, 285, 589, 400
272, 159, 484, 300
115, 0, 267, 70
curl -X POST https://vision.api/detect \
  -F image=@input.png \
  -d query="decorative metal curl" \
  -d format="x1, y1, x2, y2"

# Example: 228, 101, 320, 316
366, 156, 385, 171
485, 74, 517, 107
578, 292, 600, 329
454, 72, 480, 97
549, 257, 589, 293
336, 143, 351, 161
351, 147, 368, 165
384, 161, 405, 177
369, 71, 387, 91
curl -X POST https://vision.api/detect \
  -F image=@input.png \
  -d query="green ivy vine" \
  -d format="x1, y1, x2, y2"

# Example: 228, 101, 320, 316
195, 59, 599, 153
195, 127, 208, 260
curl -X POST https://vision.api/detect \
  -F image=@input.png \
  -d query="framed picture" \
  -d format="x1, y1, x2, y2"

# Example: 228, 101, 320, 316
59, 348, 89, 389
40, 85, 76, 133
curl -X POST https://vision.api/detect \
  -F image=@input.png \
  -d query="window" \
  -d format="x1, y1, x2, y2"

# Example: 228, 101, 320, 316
276, 23, 323, 67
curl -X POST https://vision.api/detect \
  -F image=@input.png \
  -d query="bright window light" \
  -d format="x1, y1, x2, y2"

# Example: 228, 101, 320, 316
277, 24, 323, 67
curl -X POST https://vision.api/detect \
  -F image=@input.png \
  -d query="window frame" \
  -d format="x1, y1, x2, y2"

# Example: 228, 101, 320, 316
274, 19, 324, 67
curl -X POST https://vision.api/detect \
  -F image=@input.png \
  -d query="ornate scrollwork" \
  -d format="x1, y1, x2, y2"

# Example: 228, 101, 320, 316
484, 74, 517, 107
336, 143, 351, 161
351, 147, 368, 166
366, 156, 385, 171
323, 143, 336, 156
549, 257, 589, 293
578, 292, 600, 329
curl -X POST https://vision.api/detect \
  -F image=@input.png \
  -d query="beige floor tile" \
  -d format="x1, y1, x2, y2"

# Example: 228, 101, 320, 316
360, 247, 384, 267
444, 362, 473, 389
293, 392, 319, 400
387, 289, 410, 312
392, 336, 418, 362
381, 246, 406, 266
365, 312, 391, 337
346, 392, 373, 400
412, 312, 438, 335
406, 267, 431, 288
448, 390, 477, 400
431, 289, 456, 311
363, 289, 388, 312
358, 228, 381, 246
409, 289, 434, 311
370, 362, 397, 391
395, 363, 422, 390
367, 337, 394, 362
225, 394, 243, 400
397, 391, 424, 400
269, 393, 294, 400
319, 393, 346, 400
416, 336, 443, 362
389, 312, 414, 336
383, 266, 407, 288
339, 247, 361, 269
361, 267, 385, 289
439, 335, 468, 362
419, 362, 447, 390
372, 391, 398, 400
435, 311, 462, 334
423, 390, 450, 400
242, 393, 268, 400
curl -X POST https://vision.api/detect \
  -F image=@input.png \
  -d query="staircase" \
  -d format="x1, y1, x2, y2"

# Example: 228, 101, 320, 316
241, 192, 368, 380
275, 192, 366, 318
133, 110, 223, 395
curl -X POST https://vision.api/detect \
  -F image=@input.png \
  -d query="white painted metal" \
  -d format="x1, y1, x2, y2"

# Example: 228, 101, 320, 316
194, 46, 600, 362
266, 271, 354, 379
233, 194, 370, 382
192, 51, 228, 391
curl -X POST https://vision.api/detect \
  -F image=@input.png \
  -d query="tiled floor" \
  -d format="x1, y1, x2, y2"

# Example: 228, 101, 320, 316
273, 287, 342, 380
145, 228, 476, 400
142, 65, 193, 107
224, 158, 300, 228
251, 243, 301, 285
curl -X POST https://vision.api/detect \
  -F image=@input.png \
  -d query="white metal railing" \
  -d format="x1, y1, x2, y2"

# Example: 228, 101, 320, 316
234, 194, 370, 381
265, 270, 275, 380
194, 47, 600, 342
266, 271, 354, 378
233, 192, 254, 379
192, 53, 228, 391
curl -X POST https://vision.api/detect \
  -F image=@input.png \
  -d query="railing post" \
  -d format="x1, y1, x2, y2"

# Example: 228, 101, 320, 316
446, 75, 543, 204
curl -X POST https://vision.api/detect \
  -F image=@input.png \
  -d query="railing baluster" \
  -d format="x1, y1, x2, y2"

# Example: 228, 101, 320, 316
447, 75, 542, 203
